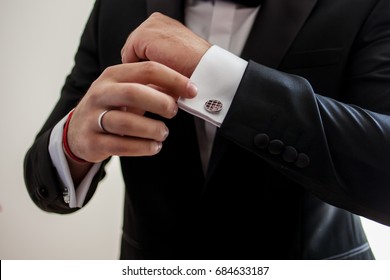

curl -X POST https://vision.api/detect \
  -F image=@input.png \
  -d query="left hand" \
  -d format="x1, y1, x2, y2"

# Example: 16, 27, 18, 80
121, 12, 212, 77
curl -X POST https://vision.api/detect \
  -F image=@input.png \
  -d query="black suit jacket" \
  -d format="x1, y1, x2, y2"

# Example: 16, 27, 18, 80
24, 0, 390, 259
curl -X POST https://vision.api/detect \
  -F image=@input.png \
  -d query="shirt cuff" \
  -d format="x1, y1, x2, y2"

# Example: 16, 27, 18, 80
178, 45, 248, 127
48, 113, 102, 208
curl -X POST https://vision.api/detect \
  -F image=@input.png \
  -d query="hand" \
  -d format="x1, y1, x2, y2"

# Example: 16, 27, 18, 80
67, 61, 198, 164
121, 12, 212, 77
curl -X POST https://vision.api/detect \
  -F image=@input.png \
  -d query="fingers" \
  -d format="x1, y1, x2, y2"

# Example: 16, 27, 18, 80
69, 107, 168, 162
98, 109, 169, 142
67, 60, 197, 163
84, 133, 164, 160
101, 135, 163, 157
90, 110, 168, 158
94, 61, 197, 119
102, 61, 198, 100
101, 83, 179, 119
120, 31, 138, 65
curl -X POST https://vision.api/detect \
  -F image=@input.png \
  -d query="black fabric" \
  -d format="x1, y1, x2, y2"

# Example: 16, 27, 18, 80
209, 0, 263, 7
229, 0, 263, 7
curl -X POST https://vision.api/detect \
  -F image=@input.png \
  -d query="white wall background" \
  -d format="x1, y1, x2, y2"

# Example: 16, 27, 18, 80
0, 0, 390, 260
0, 0, 124, 259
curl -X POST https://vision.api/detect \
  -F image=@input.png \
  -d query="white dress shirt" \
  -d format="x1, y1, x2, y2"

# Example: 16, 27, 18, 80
49, 0, 260, 208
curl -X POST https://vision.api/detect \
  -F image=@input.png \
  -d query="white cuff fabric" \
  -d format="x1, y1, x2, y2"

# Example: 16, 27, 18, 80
48, 113, 102, 208
178, 45, 248, 127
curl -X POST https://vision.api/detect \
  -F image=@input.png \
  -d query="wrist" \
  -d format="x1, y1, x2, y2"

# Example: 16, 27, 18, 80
62, 110, 89, 164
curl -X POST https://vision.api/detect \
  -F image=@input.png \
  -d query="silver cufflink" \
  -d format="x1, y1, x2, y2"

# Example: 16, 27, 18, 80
204, 99, 223, 113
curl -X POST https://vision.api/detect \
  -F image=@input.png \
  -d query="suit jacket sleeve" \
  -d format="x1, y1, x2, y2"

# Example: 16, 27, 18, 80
23, 0, 107, 213
220, 0, 390, 226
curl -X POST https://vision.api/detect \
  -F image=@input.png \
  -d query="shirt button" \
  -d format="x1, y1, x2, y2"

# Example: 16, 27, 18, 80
37, 186, 48, 199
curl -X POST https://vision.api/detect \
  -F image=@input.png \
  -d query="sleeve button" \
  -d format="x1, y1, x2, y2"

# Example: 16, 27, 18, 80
283, 146, 298, 163
254, 133, 269, 149
268, 139, 284, 155
295, 153, 310, 168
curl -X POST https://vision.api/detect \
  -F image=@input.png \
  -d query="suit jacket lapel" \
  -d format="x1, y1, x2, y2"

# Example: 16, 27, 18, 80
205, 0, 318, 182
241, 0, 318, 68
146, 0, 185, 21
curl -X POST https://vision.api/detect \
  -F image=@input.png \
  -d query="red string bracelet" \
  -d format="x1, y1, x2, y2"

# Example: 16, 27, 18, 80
62, 110, 88, 163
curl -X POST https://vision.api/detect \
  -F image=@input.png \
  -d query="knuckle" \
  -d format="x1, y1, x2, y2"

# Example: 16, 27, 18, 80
101, 65, 118, 78
141, 61, 160, 75
173, 74, 184, 88
160, 96, 176, 118
100, 64, 123, 80
150, 12, 163, 19
88, 82, 109, 104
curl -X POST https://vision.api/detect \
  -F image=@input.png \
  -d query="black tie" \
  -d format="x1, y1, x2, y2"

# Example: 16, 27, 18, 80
207, 0, 263, 7
228, 0, 263, 7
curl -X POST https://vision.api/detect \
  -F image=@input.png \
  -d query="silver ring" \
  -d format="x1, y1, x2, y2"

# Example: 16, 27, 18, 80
98, 110, 110, 133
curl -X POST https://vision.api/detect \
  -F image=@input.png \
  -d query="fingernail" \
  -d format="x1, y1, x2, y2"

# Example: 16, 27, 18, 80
187, 81, 198, 98
155, 142, 163, 153
162, 127, 169, 140
172, 105, 178, 117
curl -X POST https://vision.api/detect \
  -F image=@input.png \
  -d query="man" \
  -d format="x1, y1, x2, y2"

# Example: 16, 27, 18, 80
24, 0, 390, 259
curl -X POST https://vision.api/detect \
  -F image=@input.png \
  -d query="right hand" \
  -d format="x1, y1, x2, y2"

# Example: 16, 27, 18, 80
67, 61, 198, 163
121, 12, 211, 78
